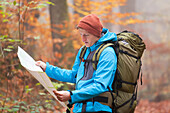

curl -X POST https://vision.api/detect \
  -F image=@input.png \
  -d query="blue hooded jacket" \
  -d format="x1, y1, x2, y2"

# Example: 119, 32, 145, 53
45, 28, 117, 112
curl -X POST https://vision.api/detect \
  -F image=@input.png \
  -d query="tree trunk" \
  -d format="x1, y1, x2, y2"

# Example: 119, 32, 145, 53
73, 0, 91, 17
49, 0, 69, 60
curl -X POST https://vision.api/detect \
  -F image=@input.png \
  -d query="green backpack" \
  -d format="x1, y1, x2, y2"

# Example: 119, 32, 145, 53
79, 30, 146, 113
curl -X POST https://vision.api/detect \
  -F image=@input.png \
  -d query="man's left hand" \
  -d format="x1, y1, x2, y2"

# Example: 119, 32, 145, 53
53, 90, 71, 102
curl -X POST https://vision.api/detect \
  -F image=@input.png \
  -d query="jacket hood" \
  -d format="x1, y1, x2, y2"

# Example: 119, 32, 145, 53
87, 28, 117, 51
96, 28, 117, 46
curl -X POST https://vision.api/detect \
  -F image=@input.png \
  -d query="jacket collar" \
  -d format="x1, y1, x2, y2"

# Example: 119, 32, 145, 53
86, 28, 117, 52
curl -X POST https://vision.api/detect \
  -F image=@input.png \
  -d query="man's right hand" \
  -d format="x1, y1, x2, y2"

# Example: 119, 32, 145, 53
35, 61, 46, 71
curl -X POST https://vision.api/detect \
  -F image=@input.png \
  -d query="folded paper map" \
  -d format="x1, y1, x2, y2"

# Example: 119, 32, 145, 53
17, 46, 67, 108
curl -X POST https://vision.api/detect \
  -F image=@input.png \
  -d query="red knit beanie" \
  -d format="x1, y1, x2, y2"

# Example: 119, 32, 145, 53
77, 14, 103, 38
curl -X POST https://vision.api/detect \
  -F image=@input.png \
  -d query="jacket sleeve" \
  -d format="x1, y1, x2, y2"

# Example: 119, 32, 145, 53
70, 47, 117, 104
45, 49, 81, 83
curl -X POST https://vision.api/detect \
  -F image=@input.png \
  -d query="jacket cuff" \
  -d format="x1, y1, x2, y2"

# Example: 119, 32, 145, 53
45, 62, 51, 75
68, 90, 73, 103
68, 90, 81, 104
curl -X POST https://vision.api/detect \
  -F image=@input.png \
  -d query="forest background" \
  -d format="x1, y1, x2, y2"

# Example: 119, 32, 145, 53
0, 0, 170, 113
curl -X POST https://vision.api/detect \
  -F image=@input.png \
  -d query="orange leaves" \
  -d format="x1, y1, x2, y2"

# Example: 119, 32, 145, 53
114, 12, 140, 19
65, 52, 74, 58
60, 29, 67, 35
68, 3, 90, 16
73, 40, 82, 50
53, 38, 62, 43
53, 24, 64, 29
70, 0, 150, 27
102, 12, 152, 25
54, 52, 62, 59
118, 18, 152, 26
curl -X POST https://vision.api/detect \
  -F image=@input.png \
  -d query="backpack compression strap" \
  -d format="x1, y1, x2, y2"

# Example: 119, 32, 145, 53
92, 43, 115, 70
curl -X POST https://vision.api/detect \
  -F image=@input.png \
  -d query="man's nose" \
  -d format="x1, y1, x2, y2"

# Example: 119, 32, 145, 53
81, 35, 86, 42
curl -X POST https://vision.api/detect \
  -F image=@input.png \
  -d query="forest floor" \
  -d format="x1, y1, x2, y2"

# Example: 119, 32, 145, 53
135, 99, 170, 113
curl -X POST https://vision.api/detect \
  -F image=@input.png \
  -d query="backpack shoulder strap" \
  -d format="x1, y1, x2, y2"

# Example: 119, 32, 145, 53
92, 43, 115, 70
79, 45, 87, 64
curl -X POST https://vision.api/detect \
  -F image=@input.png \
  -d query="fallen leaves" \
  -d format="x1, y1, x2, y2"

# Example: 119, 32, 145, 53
135, 99, 170, 113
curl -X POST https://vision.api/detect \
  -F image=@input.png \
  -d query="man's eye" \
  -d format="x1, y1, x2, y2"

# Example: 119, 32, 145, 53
84, 34, 89, 37
80, 34, 89, 37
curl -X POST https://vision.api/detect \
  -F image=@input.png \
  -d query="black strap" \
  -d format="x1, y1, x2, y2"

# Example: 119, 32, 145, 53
119, 49, 140, 60
118, 79, 137, 86
79, 96, 108, 104
116, 96, 133, 109
82, 102, 87, 113
140, 72, 143, 85
94, 96, 108, 103
107, 86, 116, 113
66, 104, 73, 113
117, 85, 137, 109
80, 96, 108, 113
130, 86, 138, 108
66, 90, 73, 113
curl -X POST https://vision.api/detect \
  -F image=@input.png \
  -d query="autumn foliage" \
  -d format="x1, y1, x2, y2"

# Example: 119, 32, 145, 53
0, 0, 169, 113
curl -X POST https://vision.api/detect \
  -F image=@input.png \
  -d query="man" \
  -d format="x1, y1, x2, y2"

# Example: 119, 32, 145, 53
36, 14, 117, 113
